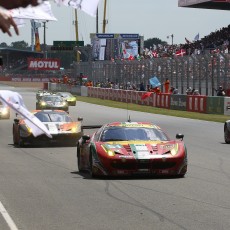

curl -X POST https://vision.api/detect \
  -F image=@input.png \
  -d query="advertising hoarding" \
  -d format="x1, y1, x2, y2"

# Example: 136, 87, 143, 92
90, 33, 144, 61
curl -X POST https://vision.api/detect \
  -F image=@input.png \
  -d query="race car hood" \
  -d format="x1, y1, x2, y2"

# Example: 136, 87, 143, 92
65, 96, 76, 101
100, 140, 182, 158
43, 122, 81, 134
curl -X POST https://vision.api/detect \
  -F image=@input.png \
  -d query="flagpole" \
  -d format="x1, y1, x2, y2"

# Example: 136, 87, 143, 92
102, 0, 107, 33
96, 7, 98, 33
31, 20, 35, 51
43, 21, 47, 58
74, 9, 80, 62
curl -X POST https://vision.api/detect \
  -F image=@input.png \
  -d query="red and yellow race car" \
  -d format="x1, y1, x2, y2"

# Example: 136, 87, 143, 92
13, 110, 83, 147
77, 122, 187, 178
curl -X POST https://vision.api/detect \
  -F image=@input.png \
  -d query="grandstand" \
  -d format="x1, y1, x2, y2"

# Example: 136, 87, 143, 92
0, 48, 44, 72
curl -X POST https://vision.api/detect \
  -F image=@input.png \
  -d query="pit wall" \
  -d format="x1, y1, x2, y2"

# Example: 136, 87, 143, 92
48, 83, 230, 116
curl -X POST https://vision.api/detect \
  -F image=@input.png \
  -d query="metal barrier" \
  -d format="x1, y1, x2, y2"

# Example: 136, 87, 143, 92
1, 53, 230, 97
73, 53, 230, 96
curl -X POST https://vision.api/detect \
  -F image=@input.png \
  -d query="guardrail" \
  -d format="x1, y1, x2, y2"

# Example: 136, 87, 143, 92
48, 83, 230, 116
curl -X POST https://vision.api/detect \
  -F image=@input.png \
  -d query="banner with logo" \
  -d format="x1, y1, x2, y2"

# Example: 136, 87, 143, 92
28, 58, 61, 70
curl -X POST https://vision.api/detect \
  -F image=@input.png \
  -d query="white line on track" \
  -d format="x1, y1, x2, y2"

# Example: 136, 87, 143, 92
0, 201, 19, 230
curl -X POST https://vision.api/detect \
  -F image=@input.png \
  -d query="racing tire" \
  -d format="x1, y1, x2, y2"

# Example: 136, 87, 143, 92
17, 127, 25, 147
89, 151, 96, 178
36, 103, 40, 110
77, 146, 83, 172
18, 139, 24, 147
224, 125, 230, 144
13, 126, 18, 146
176, 174, 185, 178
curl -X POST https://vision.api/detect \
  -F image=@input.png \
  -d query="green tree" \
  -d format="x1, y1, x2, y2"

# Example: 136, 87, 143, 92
10, 41, 28, 50
144, 38, 167, 49
0, 42, 8, 48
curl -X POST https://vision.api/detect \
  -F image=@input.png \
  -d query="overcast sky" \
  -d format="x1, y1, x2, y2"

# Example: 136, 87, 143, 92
0, 0, 230, 47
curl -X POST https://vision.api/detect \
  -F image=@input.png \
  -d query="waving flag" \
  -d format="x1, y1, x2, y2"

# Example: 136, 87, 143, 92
31, 20, 41, 52
176, 49, 186, 56
141, 92, 153, 100
194, 33, 199, 41
54, 0, 100, 17
10, 1, 57, 21
13, 18, 26, 27
149, 76, 161, 88
185, 37, 191, 44
0, 90, 52, 138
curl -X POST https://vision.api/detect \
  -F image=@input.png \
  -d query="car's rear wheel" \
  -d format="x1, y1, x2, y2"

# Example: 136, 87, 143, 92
224, 125, 230, 144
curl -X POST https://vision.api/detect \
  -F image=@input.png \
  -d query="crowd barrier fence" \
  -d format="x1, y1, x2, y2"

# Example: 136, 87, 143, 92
48, 83, 230, 116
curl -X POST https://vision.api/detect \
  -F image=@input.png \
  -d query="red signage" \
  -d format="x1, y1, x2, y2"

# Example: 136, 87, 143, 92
28, 58, 61, 70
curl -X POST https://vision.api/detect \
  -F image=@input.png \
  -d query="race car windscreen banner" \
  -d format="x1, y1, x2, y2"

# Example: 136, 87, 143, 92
28, 58, 61, 70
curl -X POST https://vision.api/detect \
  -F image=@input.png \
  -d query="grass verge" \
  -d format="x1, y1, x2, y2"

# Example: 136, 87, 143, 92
76, 96, 230, 123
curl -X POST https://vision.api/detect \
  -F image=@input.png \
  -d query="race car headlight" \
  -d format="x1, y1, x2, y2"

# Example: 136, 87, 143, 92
170, 144, 179, 156
107, 150, 115, 157
71, 127, 77, 132
1, 108, 9, 115
28, 127, 33, 133
62, 102, 67, 106
101, 145, 115, 157
41, 101, 46, 106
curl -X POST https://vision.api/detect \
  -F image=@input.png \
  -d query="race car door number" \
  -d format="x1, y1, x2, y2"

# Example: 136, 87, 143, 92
47, 123, 58, 134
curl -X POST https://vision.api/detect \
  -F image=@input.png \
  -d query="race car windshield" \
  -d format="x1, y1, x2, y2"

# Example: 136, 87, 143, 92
101, 127, 169, 142
35, 112, 72, 122
43, 96, 63, 102
59, 92, 72, 97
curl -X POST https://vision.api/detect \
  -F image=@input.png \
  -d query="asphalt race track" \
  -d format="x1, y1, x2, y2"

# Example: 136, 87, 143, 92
0, 86, 230, 230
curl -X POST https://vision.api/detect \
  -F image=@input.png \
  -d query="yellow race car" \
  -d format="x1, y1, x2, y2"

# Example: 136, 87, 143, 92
56, 92, 77, 106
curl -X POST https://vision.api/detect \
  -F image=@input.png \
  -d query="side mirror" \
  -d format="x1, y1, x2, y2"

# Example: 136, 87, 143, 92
78, 117, 83, 121
14, 118, 19, 124
82, 135, 90, 143
176, 133, 184, 140
82, 135, 90, 141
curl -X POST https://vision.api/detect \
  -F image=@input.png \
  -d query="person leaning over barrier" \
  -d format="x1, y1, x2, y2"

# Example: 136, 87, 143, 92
0, 0, 39, 36
0, 8, 19, 36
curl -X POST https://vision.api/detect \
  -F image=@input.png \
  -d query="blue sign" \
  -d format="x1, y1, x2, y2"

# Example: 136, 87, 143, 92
96, 34, 115, 39
149, 76, 161, 88
120, 34, 139, 39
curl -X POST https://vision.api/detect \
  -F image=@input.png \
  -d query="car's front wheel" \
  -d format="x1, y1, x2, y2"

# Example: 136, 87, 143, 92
89, 151, 96, 178
13, 125, 18, 146
224, 125, 230, 144
77, 145, 83, 172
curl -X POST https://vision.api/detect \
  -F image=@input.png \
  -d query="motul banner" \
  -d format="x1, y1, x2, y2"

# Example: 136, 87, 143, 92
28, 58, 61, 70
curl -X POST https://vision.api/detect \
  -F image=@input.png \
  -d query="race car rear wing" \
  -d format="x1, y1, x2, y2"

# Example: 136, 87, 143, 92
81, 125, 102, 130
77, 118, 102, 130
